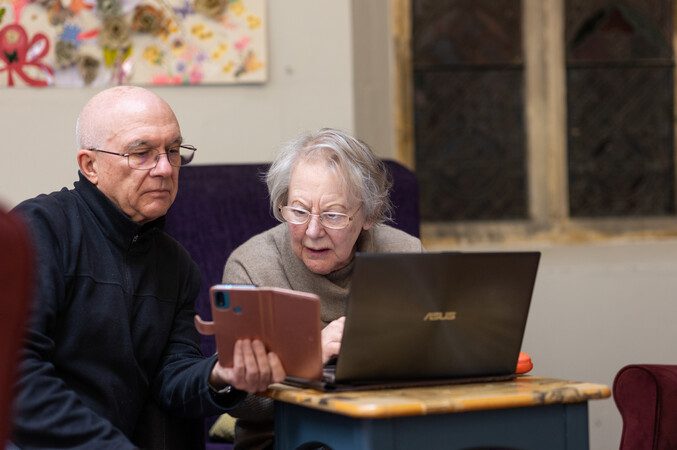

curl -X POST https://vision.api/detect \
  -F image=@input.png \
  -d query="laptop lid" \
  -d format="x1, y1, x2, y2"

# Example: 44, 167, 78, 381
333, 251, 540, 383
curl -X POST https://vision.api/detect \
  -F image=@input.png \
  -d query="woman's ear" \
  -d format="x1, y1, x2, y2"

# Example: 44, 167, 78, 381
77, 149, 98, 185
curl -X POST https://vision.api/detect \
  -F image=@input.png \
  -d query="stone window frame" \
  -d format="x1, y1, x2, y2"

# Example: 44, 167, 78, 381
393, 0, 677, 247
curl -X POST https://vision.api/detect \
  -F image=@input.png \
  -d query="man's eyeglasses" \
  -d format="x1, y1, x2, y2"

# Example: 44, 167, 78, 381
278, 204, 362, 230
88, 145, 197, 170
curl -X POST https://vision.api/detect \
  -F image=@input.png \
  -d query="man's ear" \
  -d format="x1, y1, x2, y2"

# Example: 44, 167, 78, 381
77, 149, 98, 185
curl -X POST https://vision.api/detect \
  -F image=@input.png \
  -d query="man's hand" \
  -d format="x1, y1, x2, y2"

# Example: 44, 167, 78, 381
321, 316, 345, 364
209, 339, 286, 394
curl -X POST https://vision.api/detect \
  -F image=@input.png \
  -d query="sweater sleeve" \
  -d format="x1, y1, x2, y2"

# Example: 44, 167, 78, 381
11, 201, 137, 449
223, 252, 256, 285
221, 226, 285, 287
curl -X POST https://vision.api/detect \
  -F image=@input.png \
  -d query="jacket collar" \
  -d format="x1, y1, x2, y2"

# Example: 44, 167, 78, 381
73, 172, 166, 249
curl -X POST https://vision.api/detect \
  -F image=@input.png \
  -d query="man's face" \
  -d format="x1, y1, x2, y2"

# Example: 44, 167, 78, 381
93, 101, 181, 223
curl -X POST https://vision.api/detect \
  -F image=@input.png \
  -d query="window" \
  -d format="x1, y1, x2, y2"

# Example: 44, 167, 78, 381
397, 0, 677, 245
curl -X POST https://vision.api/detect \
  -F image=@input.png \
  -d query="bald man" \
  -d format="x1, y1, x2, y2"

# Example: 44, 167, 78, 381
10, 86, 285, 449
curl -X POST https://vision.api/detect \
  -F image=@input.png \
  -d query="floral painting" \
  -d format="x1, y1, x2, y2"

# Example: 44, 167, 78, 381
0, 0, 266, 87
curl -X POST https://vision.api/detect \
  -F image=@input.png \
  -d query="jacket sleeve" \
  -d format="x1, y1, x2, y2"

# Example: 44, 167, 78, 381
151, 244, 246, 418
11, 201, 137, 449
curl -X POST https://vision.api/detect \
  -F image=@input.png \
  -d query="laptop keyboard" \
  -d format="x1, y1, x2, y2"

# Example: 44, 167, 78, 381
322, 358, 337, 383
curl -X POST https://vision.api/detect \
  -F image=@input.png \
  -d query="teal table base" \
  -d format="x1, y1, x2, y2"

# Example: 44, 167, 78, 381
274, 401, 589, 450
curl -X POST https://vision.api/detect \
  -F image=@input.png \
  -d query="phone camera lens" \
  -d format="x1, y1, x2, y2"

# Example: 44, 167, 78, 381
215, 291, 230, 308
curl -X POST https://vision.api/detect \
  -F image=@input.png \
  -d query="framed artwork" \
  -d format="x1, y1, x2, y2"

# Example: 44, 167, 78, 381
0, 0, 267, 87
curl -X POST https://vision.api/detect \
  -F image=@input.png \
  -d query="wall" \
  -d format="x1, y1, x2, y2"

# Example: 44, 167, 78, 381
427, 238, 677, 450
523, 240, 677, 450
0, 0, 357, 207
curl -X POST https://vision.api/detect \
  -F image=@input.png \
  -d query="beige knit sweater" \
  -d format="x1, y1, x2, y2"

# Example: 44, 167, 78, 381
221, 223, 422, 449
223, 223, 423, 325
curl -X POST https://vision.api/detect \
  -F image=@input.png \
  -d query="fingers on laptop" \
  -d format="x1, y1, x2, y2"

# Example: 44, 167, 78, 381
321, 316, 345, 364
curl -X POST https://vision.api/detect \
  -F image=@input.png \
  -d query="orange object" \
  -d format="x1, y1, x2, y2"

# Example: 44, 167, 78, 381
516, 351, 533, 374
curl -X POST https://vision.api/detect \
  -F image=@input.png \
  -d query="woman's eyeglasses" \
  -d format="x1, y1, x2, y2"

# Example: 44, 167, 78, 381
278, 204, 363, 230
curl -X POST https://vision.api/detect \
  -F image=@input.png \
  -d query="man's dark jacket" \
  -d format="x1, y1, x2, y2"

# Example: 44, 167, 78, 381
11, 173, 243, 449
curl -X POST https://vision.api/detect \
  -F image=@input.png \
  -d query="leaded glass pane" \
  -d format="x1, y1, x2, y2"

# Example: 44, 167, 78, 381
413, 0, 526, 221
566, 0, 675, 217
415, 71, 527, 221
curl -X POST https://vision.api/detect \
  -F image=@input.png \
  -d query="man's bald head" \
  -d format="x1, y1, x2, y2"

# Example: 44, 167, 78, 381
75, 86, 178, 150
75, 86, 183, 223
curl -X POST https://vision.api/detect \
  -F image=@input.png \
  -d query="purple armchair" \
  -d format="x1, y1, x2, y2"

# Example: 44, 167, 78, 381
164, 160, 420, 449
613, 364, 677, 450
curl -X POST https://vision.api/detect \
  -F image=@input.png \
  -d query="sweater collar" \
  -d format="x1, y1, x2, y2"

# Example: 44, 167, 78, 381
74, 171, 166, 249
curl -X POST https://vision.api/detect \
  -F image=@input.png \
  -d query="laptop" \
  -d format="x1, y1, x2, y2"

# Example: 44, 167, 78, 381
284, 251, 540, 391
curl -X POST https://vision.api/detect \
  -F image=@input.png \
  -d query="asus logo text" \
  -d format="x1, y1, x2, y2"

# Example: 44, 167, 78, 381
423, 311, 457, 321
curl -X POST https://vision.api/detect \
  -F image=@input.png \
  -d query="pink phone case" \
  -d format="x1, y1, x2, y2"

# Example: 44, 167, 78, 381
195, 285, 323, 380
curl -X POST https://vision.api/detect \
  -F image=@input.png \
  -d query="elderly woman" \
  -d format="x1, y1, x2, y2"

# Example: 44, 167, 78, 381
221, 128, 422, 449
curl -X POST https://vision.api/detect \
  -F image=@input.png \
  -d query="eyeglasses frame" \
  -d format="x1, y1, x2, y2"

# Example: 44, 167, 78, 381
87, 145, 197, 170
278, 203, 363, 230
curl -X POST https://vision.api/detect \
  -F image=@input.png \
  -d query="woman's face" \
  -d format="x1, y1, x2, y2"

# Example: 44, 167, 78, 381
286, 158, 372, 275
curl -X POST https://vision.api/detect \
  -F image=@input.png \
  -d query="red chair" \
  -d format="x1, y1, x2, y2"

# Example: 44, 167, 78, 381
613, 364, 677, 450
0, 207, 33, 444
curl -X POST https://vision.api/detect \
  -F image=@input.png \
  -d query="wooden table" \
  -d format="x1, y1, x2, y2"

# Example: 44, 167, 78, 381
267, 376, 611, 450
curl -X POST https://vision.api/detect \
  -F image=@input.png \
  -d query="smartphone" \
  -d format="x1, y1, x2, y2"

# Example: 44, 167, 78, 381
195, 284, 323, 380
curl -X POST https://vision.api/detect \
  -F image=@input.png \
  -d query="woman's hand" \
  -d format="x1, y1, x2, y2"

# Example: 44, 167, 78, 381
321, 316, 345, 364
209, 339, 286, 394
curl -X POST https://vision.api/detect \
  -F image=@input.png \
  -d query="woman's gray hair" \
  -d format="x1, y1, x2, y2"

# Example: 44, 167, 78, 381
267, 128, 393, 225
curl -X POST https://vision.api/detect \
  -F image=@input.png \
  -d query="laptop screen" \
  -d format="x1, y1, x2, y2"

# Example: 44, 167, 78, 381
334, 251, 541, 383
